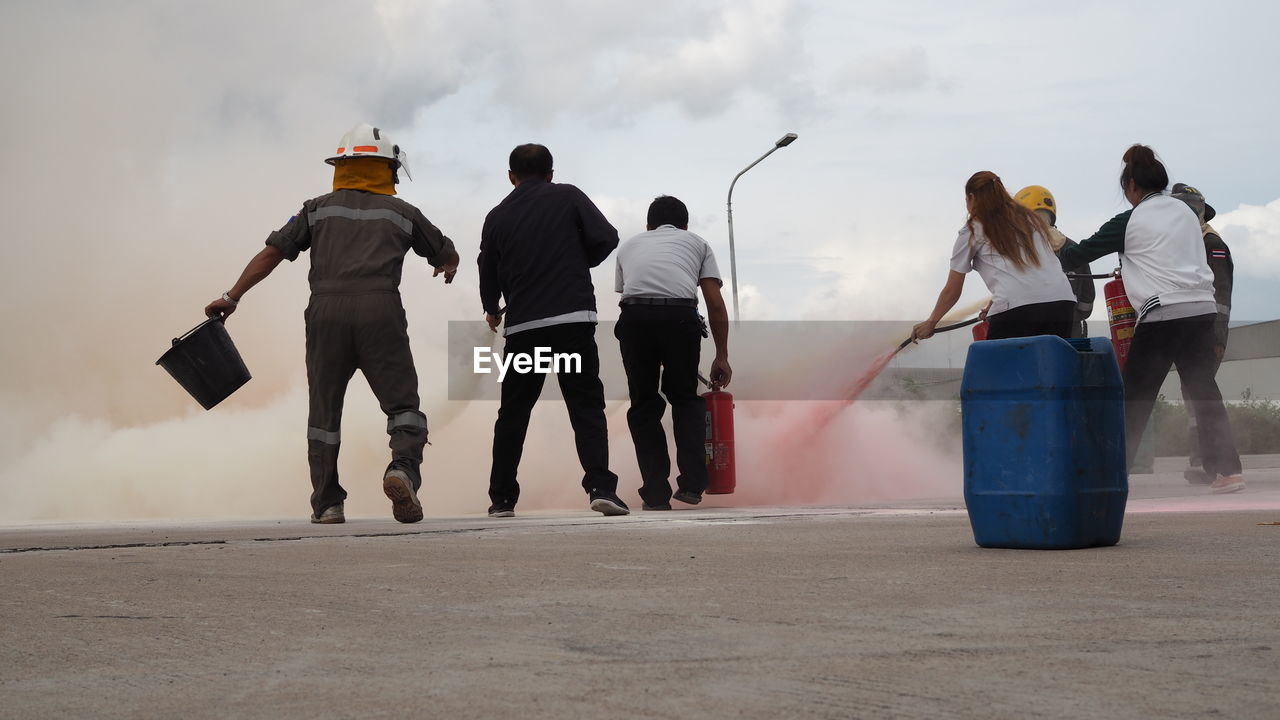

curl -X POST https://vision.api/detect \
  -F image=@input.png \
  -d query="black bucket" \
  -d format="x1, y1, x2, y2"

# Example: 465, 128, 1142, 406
156, 318, 252, 410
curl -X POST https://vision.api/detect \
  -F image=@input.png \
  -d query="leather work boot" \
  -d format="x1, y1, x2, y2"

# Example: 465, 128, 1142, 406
383, 470, 424, 523
311, 504, 345, 524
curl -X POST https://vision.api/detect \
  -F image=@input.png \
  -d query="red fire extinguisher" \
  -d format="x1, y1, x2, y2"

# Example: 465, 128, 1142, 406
1104, 271, 1136, 370
703, 389, 735, 494
972, 319, 989, 341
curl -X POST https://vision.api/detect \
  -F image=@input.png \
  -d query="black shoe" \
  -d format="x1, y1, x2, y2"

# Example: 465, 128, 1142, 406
588, 491, 630, 516
487, 504, 515, 518
1184, 467, 1212, 485
672, 489, 703, 505
642, 502, 672, 511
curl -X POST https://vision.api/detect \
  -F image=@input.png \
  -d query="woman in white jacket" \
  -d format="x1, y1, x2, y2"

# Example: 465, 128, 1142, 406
1061, 144, 1244, 494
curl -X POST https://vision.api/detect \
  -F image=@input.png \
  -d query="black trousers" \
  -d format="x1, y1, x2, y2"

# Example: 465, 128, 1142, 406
488, 322, 617, 508
615, 305, 708, 506
305, 293, 428, 516
1123, 314, 1241, 476
986, 300, 1075, 341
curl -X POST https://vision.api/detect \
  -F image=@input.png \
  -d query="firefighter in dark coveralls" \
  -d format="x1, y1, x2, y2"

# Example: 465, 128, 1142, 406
205, 124, 460, 524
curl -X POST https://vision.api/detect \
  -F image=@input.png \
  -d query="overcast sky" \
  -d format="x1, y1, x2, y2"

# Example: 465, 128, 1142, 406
1, 0, 1277, 485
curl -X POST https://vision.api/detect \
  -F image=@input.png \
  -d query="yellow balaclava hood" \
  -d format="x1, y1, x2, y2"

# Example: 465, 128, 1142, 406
333, 157, 396, 196
1047, 225, 1069, 252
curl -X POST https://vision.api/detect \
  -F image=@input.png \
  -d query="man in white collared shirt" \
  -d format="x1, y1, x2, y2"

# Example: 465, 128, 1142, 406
614, 196, 732, 510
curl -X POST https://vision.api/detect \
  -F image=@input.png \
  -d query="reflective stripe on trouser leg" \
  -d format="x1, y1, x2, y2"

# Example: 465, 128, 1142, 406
353, 294, 427, 491
306, 427, 343, 512
308, 427, 341, 444
307, 438, 343, 515
305, 296, 359, 516
387, 411, 428, 435
385, 411, 428, 490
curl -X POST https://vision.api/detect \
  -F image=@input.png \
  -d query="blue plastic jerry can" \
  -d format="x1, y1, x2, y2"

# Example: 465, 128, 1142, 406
960, 336, 1128, 550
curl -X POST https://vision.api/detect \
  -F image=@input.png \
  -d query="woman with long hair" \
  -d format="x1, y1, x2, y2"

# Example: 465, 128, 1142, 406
913, 171, 1075, 342
1060, 144, 1244, 493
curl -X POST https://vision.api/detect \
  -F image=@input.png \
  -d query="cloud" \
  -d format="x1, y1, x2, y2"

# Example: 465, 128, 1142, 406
611, 0, 812, 119
836, 46, 946, 95
1214, 198, 1280, 278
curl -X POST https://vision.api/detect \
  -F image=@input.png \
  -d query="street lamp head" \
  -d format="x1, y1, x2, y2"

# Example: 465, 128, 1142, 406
775, 132, 798, 148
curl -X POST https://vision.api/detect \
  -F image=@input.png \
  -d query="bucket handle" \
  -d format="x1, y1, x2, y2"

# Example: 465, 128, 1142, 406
172, 317, 223, 347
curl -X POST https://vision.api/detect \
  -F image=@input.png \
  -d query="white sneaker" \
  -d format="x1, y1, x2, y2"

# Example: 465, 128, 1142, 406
1210, 474, 1246, 494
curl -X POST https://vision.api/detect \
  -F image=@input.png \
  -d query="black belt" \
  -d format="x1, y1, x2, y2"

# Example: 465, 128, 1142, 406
620, 297, 697, 307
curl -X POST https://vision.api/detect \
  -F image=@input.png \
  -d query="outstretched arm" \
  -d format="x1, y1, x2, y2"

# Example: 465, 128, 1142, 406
912, 270, 965, 341
204, 245, 286, 319
1059, 210, 1131, 268
409, 209, 459, 283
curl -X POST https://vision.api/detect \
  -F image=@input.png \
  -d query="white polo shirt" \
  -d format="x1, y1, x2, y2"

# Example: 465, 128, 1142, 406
949, 221, 1074, 315
615, 225, 722, 300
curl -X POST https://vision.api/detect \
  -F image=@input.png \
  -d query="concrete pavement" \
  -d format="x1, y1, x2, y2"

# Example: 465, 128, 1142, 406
1, 459, 1278, 719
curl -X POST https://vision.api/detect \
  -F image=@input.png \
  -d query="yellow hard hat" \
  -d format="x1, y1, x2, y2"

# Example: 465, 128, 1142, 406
1015, 185, 1056, 225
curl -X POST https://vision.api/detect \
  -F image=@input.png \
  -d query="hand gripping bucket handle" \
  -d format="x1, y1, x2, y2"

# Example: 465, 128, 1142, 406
156, 317, 252, 410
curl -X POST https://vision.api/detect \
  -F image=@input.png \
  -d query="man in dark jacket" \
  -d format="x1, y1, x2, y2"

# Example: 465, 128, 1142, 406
478, 144, 627, 517
205, 123, 460, 525
1172, 183, 1234, 485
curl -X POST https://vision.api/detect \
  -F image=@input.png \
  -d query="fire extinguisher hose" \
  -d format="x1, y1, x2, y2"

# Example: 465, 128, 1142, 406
694, 316, 984, 387
896, 316, 982, 352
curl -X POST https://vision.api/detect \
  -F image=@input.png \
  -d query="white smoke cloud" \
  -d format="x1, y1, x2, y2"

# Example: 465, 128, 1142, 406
0, 0, 812, 491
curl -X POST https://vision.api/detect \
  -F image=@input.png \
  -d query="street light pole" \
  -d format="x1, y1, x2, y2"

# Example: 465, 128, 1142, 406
726, 132, 797, 324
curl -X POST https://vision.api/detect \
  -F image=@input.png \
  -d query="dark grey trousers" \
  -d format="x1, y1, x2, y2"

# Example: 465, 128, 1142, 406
305, 293, 428, 515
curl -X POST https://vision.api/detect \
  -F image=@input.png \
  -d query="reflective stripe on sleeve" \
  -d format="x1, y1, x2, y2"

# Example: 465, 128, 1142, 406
308, 206, 413, 234
307, 427, 341, 445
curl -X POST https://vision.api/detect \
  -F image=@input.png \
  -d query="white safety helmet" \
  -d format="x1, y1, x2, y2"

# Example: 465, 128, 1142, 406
325, 123, 412, 181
